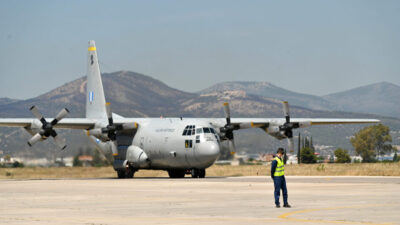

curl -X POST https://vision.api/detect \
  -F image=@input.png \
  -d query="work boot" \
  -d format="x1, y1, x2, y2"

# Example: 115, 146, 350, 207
283, 204, 291, 208
275, 204, 280, 208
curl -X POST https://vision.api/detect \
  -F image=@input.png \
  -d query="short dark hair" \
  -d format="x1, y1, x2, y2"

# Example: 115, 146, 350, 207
277, 148, 284, 154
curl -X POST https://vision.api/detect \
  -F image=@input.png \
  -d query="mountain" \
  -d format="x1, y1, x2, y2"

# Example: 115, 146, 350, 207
199, 81, 337, 111
0, 71, 196, 118
0, 98, 19, 106
200, 81, 400, 119
323, 82, 400, 118
0, 71, 399, 159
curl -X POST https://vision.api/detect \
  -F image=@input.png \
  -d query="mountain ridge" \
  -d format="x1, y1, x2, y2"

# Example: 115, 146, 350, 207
0, 70, 399, 159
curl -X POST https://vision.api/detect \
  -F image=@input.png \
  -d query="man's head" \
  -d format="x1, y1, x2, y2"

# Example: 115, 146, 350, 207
276, 148, 284, 157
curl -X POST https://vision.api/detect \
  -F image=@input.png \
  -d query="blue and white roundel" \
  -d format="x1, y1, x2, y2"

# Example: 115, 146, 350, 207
89, 91, 94, 103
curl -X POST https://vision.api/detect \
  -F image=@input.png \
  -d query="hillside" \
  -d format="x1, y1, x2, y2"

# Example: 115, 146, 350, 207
0, 71, 398, 159
199, 81, 336, 111
323, 82, 400, 118
0, 98, 19, 106
200, 81, 400, 119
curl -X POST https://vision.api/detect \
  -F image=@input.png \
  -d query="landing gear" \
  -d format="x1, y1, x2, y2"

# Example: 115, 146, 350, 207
116, 167, 136, 179
191, 169, 206, 178
168, 169, 186, 178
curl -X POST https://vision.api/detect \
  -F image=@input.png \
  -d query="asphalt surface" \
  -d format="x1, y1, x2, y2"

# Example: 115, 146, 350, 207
0, 176, 399, 225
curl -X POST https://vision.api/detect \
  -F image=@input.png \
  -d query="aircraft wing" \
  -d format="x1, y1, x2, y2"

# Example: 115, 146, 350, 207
209, 118, 379, 128
0, 118, 97, 130
232, 118, 379, 126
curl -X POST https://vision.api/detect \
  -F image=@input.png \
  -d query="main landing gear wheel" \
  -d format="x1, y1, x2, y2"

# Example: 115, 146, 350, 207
117, 168, 135, 179
191, 169, 206, 178
168, 170, 186, 178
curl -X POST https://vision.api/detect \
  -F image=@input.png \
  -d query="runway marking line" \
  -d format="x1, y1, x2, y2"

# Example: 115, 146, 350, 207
278, 204, 393, 225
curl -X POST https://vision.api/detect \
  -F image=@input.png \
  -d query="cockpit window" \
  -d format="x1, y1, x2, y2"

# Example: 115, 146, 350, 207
196, 128, 203, 134
203, 128, 211, 133
210, 128, 216, 134
182, 125, 196, 136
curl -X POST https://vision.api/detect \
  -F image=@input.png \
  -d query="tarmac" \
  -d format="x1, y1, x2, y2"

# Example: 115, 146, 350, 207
0, 176, 399, 225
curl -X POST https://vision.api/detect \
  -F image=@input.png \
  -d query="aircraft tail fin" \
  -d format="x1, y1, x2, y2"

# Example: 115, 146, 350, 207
86, 40, 107, 119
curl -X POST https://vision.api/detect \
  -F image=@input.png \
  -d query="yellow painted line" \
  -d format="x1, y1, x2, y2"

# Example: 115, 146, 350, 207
112, 153, 118, 156
278, 204, 393, 225
88, 46, 96, 51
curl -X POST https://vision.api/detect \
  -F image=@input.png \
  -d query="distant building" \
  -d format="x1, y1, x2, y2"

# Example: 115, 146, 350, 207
259, 153, 274, 162
351, 156, 362, 163
286, 155, 298, 164
78, 155, 93, 167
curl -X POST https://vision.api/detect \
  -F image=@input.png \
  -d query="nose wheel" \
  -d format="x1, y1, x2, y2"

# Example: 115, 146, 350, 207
191, 169, 206, 178
117, 167, 135, 179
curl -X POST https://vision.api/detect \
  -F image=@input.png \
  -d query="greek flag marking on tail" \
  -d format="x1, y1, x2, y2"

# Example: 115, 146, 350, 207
89, 91, 94, 103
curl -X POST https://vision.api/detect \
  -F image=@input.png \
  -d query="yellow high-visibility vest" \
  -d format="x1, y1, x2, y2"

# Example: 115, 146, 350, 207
273, 157, 285, 177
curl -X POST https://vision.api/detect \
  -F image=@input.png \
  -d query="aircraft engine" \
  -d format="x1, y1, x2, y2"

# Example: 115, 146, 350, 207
86, 102, 138, 156
26, 106, 69, 149
266, 125, 280, 134
126, 145, 149, 167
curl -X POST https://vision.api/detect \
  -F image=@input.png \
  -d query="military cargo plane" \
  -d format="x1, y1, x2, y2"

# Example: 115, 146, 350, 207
0, 41, 379, 178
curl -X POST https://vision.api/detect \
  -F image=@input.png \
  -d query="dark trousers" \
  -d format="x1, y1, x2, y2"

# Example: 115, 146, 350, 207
273, 176, 288, 206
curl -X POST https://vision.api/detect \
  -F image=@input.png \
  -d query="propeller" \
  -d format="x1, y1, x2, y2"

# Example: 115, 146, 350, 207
279, 101, 299, 153
87, 102, 138, 156
102, 102, 118, 156
28, 106, 69, 149
220, 103, 238, 155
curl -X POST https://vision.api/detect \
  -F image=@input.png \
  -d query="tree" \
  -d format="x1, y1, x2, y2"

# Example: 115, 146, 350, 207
92, 148, 107, 167
350, 124, 392, 162
73, 155, 82, 167
310, 136, 315, 151
393, 151, 399, 162
297, 133, 301, 164
334, 148, 351, 163
300, 147, 317, 164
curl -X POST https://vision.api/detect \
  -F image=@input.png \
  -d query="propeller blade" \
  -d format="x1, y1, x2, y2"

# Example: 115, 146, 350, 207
51, 108, 69, 125
111, 141, 118, 156
223, 102, 231, 124
27, 133, 42, 147
30, 106, 47, 124
228, 139, 236, 155
282, 101, 290, 123
53, 135, 67, 150
49, 129, 58, 138
105, 102, 113, 124
288, 137, 294, 153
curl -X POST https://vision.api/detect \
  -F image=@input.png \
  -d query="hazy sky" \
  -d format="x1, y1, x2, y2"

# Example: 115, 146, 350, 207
0, 0, 399, 99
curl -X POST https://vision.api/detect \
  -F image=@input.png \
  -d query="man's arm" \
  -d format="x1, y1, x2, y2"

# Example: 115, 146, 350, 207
271, 160, 277, 179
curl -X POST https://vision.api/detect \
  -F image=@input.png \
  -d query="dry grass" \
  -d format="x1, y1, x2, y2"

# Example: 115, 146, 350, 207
1, 163, 399, 179
206, 163, 400, 177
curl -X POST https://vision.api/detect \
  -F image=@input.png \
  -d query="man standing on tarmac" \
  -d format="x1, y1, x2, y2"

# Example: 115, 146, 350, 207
271, 148, 291, 208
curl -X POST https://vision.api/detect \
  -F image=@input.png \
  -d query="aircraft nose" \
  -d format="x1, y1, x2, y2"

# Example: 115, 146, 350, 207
196, 141, 220, 166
